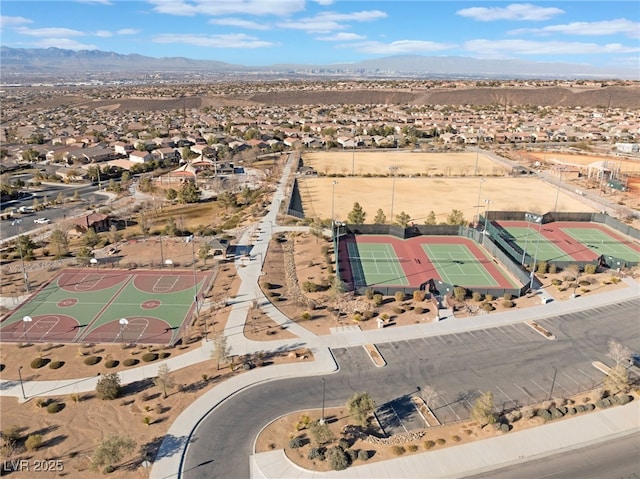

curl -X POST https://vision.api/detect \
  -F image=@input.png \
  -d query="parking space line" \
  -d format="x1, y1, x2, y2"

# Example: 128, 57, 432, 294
446, 403, 462, 421
466, 331, 488, 346
577, 368, 600, 386
495, 385, 518, 409
562, 371, 581, 385
509, 324, 535, 340
530, 378, 549, 396
494, 326, 519, 343
515, 383, 536, 401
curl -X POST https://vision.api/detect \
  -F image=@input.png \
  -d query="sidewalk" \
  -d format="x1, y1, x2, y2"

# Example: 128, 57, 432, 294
251, 401, 640, 479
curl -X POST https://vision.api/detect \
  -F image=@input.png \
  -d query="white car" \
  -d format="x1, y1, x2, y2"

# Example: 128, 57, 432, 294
34, 217, 51, 224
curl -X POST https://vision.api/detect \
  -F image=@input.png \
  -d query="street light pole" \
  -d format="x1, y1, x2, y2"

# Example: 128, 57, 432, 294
482, 199, 492, 238
529, 214, 543, 290
389, 166, 399, 221
320, 378, 326, 425
331, 180, 338, 223
17, 366, 26, 400
553, 170, 563, 213
11, 220, 30, 294
475, 178, 485, 227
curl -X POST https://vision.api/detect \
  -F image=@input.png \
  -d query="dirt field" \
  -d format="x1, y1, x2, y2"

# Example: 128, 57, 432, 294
529, 151, 640, 174
299, 176, 597, 224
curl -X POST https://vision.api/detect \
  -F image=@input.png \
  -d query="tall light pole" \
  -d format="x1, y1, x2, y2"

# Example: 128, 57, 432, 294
529, 213, 543, 290
553, 170, 563, 213
11, 220, 30, 294
482, 199, 492, 237
474, 130, 482, 175
17, 366, 26, 400
334, 221, 345, 281
475, 178, 485, 227
331, 180, 338, 223
351, 145, 355, 176
320, 378, 326, 425
389, 165, 399, 221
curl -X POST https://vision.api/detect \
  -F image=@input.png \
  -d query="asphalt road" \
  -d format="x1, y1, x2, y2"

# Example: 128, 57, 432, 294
466, 430, 640, 479
182, 298, 640, 479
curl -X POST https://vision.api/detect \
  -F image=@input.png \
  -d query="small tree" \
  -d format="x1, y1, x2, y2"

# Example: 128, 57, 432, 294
373, 208, 387, 224
604, 364, 630, 395
421, 385, 441, 408
198, 243, 212, 265
471, 391, 496, 427
446, 209, 466, 225
166, 188, 178, 202
453, 286, 467, 302
90, 434, 136, 472
309, 420, 335, 445
424, 210, 437, 225
108, 224, 121, 244
154, 363, 175, 399
211, 331, 231, 370
49, 228, 69, 258
346, 392, 375, 427
83, 227, 101, 248
96, 372, 121, 400
395, 211, 411, 227
606, 339, 632, 366
347, 202, 366, 224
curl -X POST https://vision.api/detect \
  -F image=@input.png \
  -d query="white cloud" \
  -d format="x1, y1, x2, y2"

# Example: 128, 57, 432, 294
31, 38, 97, 50
94, 28, 139, 37
0, 15, 32, 28
76, 0, 113, 5
464, 39, 640, 57
457, 3, 564, 22
313, 0, 334, 5
209, 18, 270, 30
117, 28, 140, 35
349, 40, 454, 55
153, 33, 277, 48
148, 0, 305, 17
316, 32, 366, 42
509, 19, 640, 38
95, 30, 113, 38
15, 26, 84, 38
278, 9, 386, 33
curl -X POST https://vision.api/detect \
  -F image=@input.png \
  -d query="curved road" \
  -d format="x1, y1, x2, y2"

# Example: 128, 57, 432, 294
183, 298, 640, 478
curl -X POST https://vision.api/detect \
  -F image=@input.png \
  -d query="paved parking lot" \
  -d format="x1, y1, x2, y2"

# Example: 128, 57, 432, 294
332, 299, 640, 431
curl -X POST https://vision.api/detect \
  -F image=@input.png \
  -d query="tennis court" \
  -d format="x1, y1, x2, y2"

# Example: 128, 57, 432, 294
347, 242, 409, 286
0, 268, 213, 345
561, 227, 640, 262
501, 226, 576, 262
342, 235, 518, 289
422, 243, 504, 287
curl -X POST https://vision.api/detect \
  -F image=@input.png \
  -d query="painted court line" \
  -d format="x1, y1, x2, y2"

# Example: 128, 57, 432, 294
153, 276, 180, 292
73, 274, 106, 291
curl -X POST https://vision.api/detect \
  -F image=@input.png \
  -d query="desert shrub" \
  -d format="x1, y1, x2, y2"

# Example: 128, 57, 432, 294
30, 357, 47, 369
436, 438, 446, 445
365, 288, 374, 300
363, 310, 374, 320
499, 423, 510, 433
47, 402, 63, 414
300, 311, 311, 321
407, 444, 419, 452
142, 416, 152, 425
337, 438, 350, 450
413, 290, 426, 302
357, 449, 370, 461
262, 281, 273, 290
615, 394, 633, 406
49, 360, 64, 370
481, 302, 495, 312
472, 292, 482, 302
567, 407, 577, 415
393, 307, 404, 315
503, 293, 512, 301
502, 300, 514, 308
424, 440, 435, 449
584, 403, 595, 411
505, 409, 522, 423
96, 373, 121, 400
551, 279, 562, 286
453, 286, 467, 302
451, 435, 461, 442
394, 291, 405, 302
83, 356, 101, 366
141, 352, 158, 362
158, 351, 171, 359
2, 425, 22, 444
372, 294, 383, 306
308, 447, 326, 461
536, 409, 552, 422
537, 261, 548, 274
584, 263, 597, 274
576, 404, 586, 413
485, 294, 493, 302
105, 359, 119, 368
123, 358, 139, 367
548, 263, 558, 274
345, 448, 359, 462
414, 306, 424, 314
391, 445, 406, 456
352, 313, 362, 322
35, 398, 50, 408
596, 398, 613, 409
302, 281, 318, 293
288, 436, 304, 449
25, 434, 42, 451
327, 446, 350, 470
521, 407, 535, 420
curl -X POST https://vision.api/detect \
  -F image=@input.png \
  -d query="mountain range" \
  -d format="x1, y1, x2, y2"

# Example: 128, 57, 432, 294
1, 46, 638, 81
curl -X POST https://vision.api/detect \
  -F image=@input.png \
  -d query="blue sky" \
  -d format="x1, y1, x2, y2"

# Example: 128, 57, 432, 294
1, 1, 638, 70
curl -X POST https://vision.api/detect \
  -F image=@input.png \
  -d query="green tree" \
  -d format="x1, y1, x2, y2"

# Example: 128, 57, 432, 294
166, 188, 178, 202
154, 364, 175, 399
83, 227, 100, 248
108, 225, 121, 244
17, 235, 36, 260
395, 211, 411, 227
72, 190, 81, 201
604, 364, 630, 395
164, 217, 179, 236
198, 243, 212, 265
49, 228, 69, 258
218, 191, 237, 212
55, 191, 65, 204
309, 420, 335, 446
347, 202, 366, 224
424, 210, 437, 225
90, 434, 136, 472
211, 331, 231, 370
76, 246, 93, 265
178, 181, 201, 203
471, 391, 496, 427
346, 392, 375, 427
373, 208, 387, 224
446, 209, 466, 225
96, 373, 121, 400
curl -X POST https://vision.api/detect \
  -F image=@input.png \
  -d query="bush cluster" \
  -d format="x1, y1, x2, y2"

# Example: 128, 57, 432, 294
105, 359, 119, 368
327, 446, 350, 471
83, 356, 101, 366
31, 357, 48, 369
123, 358, 139, 367
288, 436, 304, 449
141, 352, 158, 362
47, 402, 63, 414
49, 360, 64, 370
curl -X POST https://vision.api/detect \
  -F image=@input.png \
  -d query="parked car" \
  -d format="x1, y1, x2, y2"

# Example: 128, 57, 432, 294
33, 217, 51, 224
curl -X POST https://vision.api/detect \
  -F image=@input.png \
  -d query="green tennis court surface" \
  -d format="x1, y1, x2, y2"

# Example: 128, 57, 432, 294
422, 243, 503, 287
561, 227, 640, 262
503, 227, 574, 262
347, 242, 409, 286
